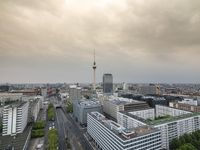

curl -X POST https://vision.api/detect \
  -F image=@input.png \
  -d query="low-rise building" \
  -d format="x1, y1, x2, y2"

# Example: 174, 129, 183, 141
0, 93, 23, 103
139, 84, 160, 95
73, 99, 102, 125
103, 96, 150, 119
169, 101, 200, 112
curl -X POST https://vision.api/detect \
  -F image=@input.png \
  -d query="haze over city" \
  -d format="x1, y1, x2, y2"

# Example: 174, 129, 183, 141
1, 0, 200, 83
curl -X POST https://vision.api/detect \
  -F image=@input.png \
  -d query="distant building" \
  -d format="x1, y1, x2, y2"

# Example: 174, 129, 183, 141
139, 84, 160, 95
103, 74, 113, 95
117, 105, 200, 149
0, 85, 9, 92
169, 101, 200, 112
73, 99, 102, 125
103, 96, 150, 119
69, 85, 81, 101
2, 102, 29, 136
87, 112, 162, 150
179, 98, 200, 106
0, 93, 23, 103
41, 88, 47, 98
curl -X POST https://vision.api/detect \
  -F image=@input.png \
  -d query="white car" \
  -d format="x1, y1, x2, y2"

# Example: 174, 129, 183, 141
36, 144, 43, 149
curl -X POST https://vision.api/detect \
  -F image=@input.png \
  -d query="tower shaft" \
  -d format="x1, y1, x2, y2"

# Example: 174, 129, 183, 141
93, 49, 96, 91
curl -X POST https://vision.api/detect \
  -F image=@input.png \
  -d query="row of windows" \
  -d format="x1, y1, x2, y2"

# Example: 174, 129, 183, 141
88, 115, 162, 150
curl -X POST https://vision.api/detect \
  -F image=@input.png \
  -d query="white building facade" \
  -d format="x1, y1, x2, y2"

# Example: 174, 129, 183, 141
129, 108, 155, 120
87, 112, 162, 150
2, 102, 29, 136
117, 105, 200, 150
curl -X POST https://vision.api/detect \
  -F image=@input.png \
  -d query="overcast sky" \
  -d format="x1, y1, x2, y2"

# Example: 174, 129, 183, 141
0, 0, 200, 83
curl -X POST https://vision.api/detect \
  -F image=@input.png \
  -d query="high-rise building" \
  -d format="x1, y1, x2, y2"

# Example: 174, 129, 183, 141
69, 85, 81, 102
87, 112, 162, 150
103, 74, 113, 95
2, 102, 29, 136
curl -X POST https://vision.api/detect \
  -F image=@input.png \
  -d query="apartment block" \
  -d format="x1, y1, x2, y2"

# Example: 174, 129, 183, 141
2, 102, 29, 136
117, 105, 200, 149
87, 112, 162, 150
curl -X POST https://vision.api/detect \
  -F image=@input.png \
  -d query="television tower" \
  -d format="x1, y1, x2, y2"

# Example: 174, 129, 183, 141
93, 49, 97, 91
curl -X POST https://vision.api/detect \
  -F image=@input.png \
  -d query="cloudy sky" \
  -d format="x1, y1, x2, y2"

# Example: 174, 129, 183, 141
0, 0, 200, 83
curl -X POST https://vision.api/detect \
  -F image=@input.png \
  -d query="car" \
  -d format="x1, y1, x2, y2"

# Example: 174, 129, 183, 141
36, 144, 43, 149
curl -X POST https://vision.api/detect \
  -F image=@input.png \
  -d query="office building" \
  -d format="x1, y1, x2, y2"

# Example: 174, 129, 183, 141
73, 99, 102, 125
2, 102, 29, 136
103, 74, 113, 95
117, 105, 200, 149
103, 96, 150, 119
139, 84, 160, 95
69, 85, 82, 101
87, 112, 162, 150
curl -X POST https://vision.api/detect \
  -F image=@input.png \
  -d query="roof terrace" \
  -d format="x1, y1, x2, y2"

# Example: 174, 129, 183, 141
90, 112, 157, 140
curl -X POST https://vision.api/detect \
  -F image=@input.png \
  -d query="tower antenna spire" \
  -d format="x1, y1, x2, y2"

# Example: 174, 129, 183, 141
92, 49, 97, 91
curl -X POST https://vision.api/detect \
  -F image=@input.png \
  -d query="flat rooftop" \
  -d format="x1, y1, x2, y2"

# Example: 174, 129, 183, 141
79, 100, 101, 107
0, 126, 31, 150
108, 96, 146, 105
4, 101, 27, 108
120, 111, 200, 126
90, 112, 158, 140
147, 113, 200, 125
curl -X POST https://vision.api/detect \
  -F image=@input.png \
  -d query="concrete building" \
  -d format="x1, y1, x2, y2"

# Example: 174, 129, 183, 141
69, 85, 82, 101
128, 108, 155, 120
2, 102, 29, 136
117, 105, 200, 149
41, 88, 47, 98
0, 93, 23, 103
178, 98, 200, 106
169, 101, 200, 112
73, 99, 102, 125
139, 84, 160, 95
28, 96, 43, 122
103, 96, 150, 119
87, 112, 162, 150
103, 74, 113, 95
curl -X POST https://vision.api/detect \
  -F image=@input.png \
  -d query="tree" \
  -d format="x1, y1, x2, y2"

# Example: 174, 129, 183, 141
170, 138, 181, 150
177, 143, 197, 150
48, 103, 55, 121
66, 101, 73, 113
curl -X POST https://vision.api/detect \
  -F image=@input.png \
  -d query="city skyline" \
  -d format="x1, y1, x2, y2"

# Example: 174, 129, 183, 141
1, 0, 200, 83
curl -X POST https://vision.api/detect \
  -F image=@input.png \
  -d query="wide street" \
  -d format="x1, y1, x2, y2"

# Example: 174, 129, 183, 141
55, 107, 93, 150
55, 108, 67, 150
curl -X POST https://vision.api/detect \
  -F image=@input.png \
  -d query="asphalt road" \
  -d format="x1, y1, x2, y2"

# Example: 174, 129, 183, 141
56, 109, 67, 150
55, 108, 93, 150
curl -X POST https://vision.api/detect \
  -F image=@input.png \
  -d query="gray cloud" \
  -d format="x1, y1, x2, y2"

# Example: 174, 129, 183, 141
0, 0, 200, 83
